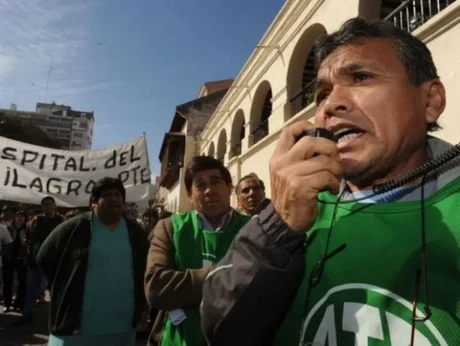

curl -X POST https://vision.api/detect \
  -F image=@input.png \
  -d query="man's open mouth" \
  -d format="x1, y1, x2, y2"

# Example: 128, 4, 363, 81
333, 127, 365, 144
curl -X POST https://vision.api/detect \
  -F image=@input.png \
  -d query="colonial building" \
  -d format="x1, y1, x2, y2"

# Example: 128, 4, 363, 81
199, 0, 460, 206
157, 80, 233, 213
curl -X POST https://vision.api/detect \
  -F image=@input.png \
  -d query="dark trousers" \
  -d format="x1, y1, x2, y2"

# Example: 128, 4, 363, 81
2, 258, 27, 309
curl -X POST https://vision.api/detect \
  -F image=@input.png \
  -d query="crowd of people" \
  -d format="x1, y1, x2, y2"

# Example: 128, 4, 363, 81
1, 17, 459, 346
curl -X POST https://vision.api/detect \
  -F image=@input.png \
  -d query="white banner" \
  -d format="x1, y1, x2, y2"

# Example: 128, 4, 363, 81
0, 135, 152, 207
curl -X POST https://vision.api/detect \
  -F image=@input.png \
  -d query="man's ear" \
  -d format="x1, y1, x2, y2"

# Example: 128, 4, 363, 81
424, 79, 446, 126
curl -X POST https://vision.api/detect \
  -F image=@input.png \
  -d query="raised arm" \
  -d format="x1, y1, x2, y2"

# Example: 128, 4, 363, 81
201, 202, 306, 346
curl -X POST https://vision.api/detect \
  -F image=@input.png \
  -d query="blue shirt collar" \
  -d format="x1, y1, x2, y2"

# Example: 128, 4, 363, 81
196, 209, 234, 231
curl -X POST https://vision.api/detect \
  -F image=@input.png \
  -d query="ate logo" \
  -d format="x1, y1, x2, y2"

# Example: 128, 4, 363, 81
300, 284, 447, 346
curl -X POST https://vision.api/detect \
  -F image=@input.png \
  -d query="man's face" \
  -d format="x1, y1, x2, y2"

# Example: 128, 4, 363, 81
41, 200, 56, 215
15, 214, 25, 226
188, 169, 232, 218
237, 177, 265, 215
314, 38, 443, 187
93, 188, 125, 221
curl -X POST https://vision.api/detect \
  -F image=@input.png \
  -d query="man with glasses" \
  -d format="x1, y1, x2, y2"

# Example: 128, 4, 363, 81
200, 18, 460, 345
235, 173, 269, 216
145, 156, 250, 346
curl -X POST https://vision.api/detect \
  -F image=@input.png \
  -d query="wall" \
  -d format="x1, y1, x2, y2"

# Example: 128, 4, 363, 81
198, 0, 460, 208
419, 3, 460, 144
167, 180, 180, 213
177, 134, 197, 213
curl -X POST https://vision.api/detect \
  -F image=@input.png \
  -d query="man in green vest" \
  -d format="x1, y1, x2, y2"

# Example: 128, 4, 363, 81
145, 155, 250, 346
200, 18, 460, 345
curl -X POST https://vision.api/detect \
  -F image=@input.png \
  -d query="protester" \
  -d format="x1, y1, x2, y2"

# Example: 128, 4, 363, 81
16, 196, 63, 324
235, 173, 269, 215
145, 207, 171, 334
36, 177, 149, 346
2, 210, 28, 312
23, 209, 40, 248
0, 205, 14, 227
135, 207, 160, 342
141, 208, 159, 234
0, 220, 13, 304
145, 156, 250, 346
201, 18, 460, 345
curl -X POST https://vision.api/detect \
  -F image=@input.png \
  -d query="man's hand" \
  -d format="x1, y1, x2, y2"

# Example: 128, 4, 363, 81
269, 121, 343, 232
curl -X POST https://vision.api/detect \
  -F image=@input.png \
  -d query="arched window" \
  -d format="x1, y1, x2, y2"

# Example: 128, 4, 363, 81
286, 24, 326, 120
230, 109, 245, 158
249, 81, 272, 146
216, 129, 227, 163
208, 142, 215, 158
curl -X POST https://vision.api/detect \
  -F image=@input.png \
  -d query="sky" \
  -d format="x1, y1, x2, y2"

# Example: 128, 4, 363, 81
0, 0, 285, 176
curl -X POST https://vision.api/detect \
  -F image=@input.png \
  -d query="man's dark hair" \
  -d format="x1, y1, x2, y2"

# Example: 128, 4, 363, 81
184, 156, 232, 192
90, 177, 126, 205
142, 208, 159, 220
235, 173, 265, 194
41, 196, 55, 205
314, 17, 440, 131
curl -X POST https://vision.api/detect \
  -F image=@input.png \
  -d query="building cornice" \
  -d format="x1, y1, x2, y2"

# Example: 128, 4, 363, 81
201, 0, 326, 148
201, 0, 302, 140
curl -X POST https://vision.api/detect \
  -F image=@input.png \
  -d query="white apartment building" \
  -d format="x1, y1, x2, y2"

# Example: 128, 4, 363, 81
2, 102, 95, 150
36, 102, 95, 150
199, 0, 460, 206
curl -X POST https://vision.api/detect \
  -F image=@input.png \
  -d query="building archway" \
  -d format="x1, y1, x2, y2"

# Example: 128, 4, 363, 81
230, 109, 245, 158
286, 23, 327, 120
207, 142, 215, 158
249, 80, 272, 146
216, 129, 227, 163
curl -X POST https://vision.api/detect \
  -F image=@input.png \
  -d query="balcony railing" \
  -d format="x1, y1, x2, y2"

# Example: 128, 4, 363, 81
290, 79, 316, 116
252, 118, 269, 144
385, 0, 456, 32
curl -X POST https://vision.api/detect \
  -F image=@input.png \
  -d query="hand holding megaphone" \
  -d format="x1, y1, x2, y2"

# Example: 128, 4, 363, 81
269, 121, 342, 232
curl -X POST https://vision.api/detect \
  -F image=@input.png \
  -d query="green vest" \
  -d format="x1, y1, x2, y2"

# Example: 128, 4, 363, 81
161, 210, 250, 346
275, 176, 460, 345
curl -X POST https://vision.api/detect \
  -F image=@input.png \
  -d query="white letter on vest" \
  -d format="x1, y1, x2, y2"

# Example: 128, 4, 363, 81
342, 302, 384, 345
313, 304, 337, 346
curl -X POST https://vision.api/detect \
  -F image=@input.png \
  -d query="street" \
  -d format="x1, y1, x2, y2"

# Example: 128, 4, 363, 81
0, 299, 48, 346
0, 298, 150, 346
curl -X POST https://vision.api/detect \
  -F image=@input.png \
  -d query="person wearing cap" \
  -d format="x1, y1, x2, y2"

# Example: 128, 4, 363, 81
2, 210, 28, 312
36, 177, 149, 346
